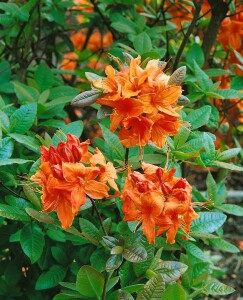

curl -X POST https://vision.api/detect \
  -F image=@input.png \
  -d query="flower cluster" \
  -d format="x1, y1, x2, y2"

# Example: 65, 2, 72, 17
93, 56, 183, 148
121, 163, 199, 244
31, 134, 119, 229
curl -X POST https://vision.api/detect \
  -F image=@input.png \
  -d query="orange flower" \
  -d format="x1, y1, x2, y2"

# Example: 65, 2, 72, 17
121, 163, 199, 244
93, 55, 183, 148
31, 134, 118, 229
218, 12, 243, 51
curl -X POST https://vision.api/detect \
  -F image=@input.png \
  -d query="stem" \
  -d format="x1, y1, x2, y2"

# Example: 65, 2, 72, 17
101, 272, 111, 300
173, 0, 203, 71
90, 197, 108, 236
0, 181, 28, 200
125, 148, 129, 167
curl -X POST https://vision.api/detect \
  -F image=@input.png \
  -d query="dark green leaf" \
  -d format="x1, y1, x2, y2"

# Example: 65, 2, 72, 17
34, 62, 54, 92
99, 123, 125, 161
35, 265, 67, 290
20, 223, 45, 263
79, 218, 100, 242
118, 290, 134, 300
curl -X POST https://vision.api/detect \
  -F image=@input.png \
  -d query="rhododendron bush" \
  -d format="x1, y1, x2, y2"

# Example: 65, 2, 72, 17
0, 0, 242, 299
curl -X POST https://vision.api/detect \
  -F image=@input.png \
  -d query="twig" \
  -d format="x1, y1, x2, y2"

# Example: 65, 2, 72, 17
90, 197, 108, 236
0, 181, 28, 200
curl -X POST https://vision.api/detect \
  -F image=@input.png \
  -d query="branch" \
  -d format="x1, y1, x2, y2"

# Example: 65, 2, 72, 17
173, 0, 203, 71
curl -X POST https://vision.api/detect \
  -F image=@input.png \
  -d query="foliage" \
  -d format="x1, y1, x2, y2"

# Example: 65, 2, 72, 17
0, 0, 242, 299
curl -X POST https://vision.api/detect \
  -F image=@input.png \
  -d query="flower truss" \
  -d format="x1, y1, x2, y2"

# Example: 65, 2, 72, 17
92, 55, 184, 148
121, 163, 199, 244
31, 134, 119, 229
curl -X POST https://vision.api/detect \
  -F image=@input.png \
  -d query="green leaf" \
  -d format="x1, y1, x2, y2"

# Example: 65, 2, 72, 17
191, 212, 226, 233
0, 158, 31, 166
217, 148, 241, 161
23, 185, 41, 209
10, 104, 37, 134
192, 262, 210, 286
186, 106, 211, 130
123, 246, 147, 263
0, 137, 14, 159
137, 274, 165, 300
208, 238, 239, 253
133, 32, 152, 55
174, 127, 190, 149
76, 265, 104, 298
0, 110, 10, 131
216, 89, 243, 99
79, 218, 100, 242
161, 283, 187, 300
193, 61, 213, 90
205, 68, 229, 77
25, 207, 55, 224
231, 76, 243, 90
181, 241, 211, 262
209, 160, 243, 171
8, 133, 40, 153
216, 204, 243, 216
202, 279, 235, 296
0, 60, 11, 84
51, 247, 69, 265
12, 81, 39, 104
106, 276, 119, 292
111, 20, 137, 34
186, 44, 204, 68
106, 254, 123, 272
34, 62, 54, 92
206, 172, 216, 202
39, 119, 65, 128
53, 291, 85, 300
20, 223, 45, 263
99, 123, 125, 161
152, 261, 188, 283
35, 265, 67, 290
0, 203, 30, 221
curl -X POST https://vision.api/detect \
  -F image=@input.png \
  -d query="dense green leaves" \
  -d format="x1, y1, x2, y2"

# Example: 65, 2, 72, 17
137, 274, 165, 300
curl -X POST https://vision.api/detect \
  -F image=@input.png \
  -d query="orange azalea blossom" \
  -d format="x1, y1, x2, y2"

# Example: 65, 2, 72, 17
218, 11, 243, 51
93, 56, 183, 148
31, 134, 119, 228
121, 163, 199, 244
